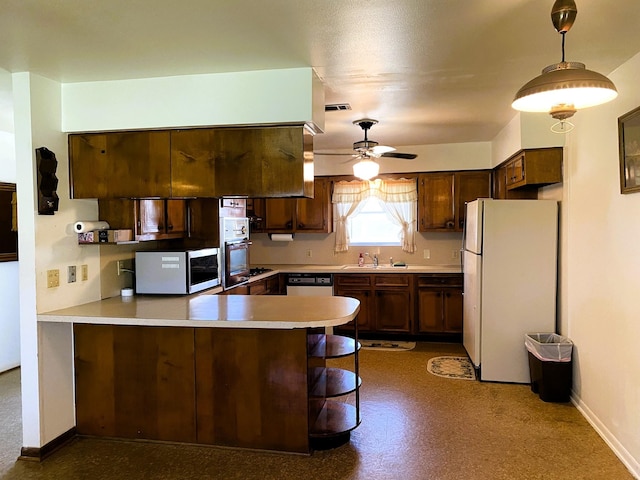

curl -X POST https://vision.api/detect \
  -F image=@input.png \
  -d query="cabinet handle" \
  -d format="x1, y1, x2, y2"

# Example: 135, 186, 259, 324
167, 224, 173, 231
297, 223, 304, 229
286, 221, 293, 229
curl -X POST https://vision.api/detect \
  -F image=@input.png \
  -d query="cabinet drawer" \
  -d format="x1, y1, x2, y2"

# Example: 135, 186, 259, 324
335, 274, 371, 287
374, 274, 411, 287
418, 274, 462, 287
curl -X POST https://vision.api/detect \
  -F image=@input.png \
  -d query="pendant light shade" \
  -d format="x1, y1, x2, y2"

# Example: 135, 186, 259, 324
353, 157, 379, 180
512, 0, 617, 120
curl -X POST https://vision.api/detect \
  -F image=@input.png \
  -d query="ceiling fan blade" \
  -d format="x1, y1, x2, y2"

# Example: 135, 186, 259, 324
381, 152, 418, 160
313, 152, 355, 156
370, 145, 396, 155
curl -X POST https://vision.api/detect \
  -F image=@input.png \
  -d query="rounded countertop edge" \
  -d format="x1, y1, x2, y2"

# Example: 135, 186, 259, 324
38, 294, 360, 329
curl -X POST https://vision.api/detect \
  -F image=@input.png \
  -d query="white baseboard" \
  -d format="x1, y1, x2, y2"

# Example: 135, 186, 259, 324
572, 393, 640, 479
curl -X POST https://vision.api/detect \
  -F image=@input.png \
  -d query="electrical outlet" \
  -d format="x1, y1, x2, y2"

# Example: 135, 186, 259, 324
117, 260, 124, 276
451, 250, 460, 259
423, 249, 431, 259
68, 265, 77, 283
81, 264, 88, 281
306, 249, 313, 258
47, 269, 60, 288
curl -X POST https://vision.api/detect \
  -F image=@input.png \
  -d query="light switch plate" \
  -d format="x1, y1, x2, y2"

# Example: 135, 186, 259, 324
47, 269, 60, 288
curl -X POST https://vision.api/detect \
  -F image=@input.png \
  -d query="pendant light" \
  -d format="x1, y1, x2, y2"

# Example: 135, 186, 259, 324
512, 0, 617, 129
353, 154, 380, 180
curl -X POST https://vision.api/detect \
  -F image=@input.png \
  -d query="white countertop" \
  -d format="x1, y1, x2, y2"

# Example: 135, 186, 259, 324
38, 294, 360, 329
253, 264, 462, 275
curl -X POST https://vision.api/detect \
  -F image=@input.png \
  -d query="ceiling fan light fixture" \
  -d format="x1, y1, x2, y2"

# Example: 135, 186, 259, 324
512, 0, 617, 120
353, 158, 380, 180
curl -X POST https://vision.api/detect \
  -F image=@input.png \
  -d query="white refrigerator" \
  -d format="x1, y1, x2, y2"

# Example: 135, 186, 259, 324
463, 199, 558, 383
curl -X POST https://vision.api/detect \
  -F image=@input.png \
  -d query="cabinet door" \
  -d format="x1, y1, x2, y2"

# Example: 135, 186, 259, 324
295, 178, 332, 233
264, 198, 296, 232
493, 166, 507, 199
138, 199, 164, 236
418, 173, 455, 231
334, 274, 372, 332
69, 131, 171, 199
455, 171, 491, 231
213, 126, 313, 198
247, 198, 266, 233
137, 199, 186, 241
506, 155, 525, 186
186, 198, 220, 245
170, 129, 216, 198
374, 289, 412, 333
417, 288, 444, 333
166, 200, 187, 236
334, 288, 372, 332
443, 288, 463, 333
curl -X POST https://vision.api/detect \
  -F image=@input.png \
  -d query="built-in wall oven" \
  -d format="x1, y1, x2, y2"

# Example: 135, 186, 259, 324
221, 217, 250, 290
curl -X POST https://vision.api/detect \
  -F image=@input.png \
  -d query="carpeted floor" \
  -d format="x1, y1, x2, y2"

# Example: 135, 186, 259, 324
0, 342, 633, 480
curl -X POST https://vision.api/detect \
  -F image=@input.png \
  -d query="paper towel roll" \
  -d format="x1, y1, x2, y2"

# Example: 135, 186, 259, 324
74, 221, 110, 233
269, 233, 295, 242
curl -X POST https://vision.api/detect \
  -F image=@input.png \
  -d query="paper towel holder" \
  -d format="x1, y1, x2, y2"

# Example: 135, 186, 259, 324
269, 233, 295, 241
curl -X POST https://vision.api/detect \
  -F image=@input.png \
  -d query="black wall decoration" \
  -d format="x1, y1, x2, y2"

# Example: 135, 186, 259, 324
36, 147, 59, 215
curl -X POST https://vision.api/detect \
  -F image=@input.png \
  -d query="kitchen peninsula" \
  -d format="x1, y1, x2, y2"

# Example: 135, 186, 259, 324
38, 294, 360, 454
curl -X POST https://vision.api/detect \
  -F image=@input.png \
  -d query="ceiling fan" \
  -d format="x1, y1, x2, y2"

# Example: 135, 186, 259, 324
319, 119, 418, 160
316, 119, 418, 180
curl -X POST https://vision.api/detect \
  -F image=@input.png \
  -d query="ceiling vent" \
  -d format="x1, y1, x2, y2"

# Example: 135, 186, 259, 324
325, 103, 352, 112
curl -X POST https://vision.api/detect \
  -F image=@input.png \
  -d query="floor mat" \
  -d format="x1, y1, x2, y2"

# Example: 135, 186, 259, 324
360, 341, 416, 351
427, 356, 476, 380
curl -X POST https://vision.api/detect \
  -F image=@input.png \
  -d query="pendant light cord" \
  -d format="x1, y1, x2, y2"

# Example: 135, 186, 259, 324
561, 32, 566, 62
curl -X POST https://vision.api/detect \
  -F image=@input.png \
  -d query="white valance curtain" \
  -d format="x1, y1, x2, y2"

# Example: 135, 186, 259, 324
332, 178, 417, 253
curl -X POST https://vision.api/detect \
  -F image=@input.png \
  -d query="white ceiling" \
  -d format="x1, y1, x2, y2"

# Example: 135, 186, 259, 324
1, 0, 639, 152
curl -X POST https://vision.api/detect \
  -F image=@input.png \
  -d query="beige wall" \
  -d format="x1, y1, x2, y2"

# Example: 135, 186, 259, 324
560, 53, 640, 475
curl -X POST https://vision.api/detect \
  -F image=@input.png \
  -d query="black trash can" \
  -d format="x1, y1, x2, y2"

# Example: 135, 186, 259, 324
525, 333, 573, 402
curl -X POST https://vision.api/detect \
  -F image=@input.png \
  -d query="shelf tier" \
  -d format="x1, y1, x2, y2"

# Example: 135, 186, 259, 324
309, 401, 361, 438
308, 367, 361, 398
308, 334, 361, 359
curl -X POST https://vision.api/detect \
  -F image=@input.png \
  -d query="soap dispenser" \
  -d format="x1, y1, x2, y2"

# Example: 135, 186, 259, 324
358, 253, 364, 267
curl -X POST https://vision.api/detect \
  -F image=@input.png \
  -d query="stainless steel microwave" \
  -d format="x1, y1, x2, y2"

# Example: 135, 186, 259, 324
135, 248, 221, 294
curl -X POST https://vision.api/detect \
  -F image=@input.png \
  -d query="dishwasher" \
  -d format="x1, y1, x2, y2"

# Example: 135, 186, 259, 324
286, 273, 334, 333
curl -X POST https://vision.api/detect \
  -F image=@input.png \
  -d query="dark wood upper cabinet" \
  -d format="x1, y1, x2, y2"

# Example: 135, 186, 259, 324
259, 178, 332, 234
418, 170, 491, 232
69, 131, 171, 199
170, 129, 217, 198
213, 126, 314, 198
492, 148, 562, 199
70, 125, 313, 200
98, 198, 187, 242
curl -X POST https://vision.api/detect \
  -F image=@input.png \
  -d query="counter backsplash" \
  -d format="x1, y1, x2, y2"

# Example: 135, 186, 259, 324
249, 232, 463, 267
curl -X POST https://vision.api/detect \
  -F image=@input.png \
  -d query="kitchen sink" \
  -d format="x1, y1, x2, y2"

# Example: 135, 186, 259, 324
341, 264, 408, 270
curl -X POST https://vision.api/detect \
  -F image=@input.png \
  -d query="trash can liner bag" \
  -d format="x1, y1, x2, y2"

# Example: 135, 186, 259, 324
525, 333, 573, 362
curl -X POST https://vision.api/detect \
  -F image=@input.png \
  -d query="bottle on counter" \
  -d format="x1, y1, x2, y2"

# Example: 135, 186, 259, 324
358, 253, 364, 266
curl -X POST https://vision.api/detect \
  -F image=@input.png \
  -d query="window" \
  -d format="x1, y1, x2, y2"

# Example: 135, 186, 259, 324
332, 178, 417, 253
348, 196, 402, 246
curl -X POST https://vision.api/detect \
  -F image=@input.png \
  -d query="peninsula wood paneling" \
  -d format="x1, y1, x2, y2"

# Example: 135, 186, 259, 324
74, 324, 197, 443
194, 328, 310, 453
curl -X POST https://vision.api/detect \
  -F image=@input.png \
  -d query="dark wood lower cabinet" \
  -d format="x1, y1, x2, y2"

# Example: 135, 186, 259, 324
416, 274, 463, 335
334, 274, 413, 335
74, 323, 357, 454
